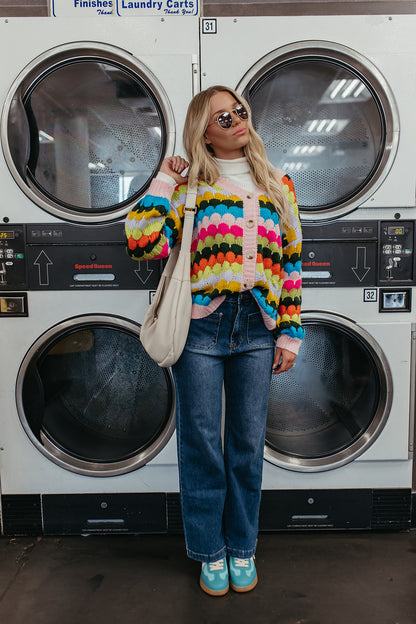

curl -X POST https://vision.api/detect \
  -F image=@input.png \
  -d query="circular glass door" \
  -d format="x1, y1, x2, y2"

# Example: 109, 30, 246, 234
16, 315, 175, 476
1, 43, 174, 223
265, 313, 392, 471
240, 42, 398, 221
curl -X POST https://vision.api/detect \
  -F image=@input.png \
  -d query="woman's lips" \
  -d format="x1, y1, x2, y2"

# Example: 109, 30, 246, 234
233, 128, 246, 136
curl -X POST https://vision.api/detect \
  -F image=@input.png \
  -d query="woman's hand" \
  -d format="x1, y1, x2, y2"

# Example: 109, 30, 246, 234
160, 156, 189, 185
272, 346, 296, 374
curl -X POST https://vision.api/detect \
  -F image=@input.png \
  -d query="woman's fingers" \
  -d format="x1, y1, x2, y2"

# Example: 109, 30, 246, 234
272, 347, 297, 374
160, 156, 189, 180
171, 156, 189, 174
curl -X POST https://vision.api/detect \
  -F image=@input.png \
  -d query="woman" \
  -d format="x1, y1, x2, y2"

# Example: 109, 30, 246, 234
125, 86, 303, 596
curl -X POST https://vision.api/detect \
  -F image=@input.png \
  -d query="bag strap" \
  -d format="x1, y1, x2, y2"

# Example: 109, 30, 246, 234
180, 183, 197, 255
184, 183, 198, 213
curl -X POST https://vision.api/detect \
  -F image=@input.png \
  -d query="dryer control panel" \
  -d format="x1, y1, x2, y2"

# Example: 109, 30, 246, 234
379, 221, 414, 283
0, 225, 26, 289
302, 219, 416, 288
0, 223, 164, 291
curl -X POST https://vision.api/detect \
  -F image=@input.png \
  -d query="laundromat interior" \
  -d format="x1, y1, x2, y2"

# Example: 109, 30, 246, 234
0, 0, 415, 622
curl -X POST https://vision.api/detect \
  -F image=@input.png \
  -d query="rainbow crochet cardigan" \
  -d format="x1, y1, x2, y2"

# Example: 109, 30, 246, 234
125, 173, 304, 354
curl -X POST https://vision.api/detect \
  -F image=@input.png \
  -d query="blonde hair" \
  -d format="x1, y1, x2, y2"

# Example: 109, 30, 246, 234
182, 85, 291, 228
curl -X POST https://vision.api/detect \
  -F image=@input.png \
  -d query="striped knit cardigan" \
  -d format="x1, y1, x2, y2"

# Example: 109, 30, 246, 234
125, 172, 304, 354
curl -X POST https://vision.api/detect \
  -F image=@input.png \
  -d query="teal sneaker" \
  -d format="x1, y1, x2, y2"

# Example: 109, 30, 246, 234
200, 557, 229, 596
229, 556, 258, 592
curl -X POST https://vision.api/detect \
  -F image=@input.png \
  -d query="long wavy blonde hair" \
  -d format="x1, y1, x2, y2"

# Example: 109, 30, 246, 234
182, 85, 291, 228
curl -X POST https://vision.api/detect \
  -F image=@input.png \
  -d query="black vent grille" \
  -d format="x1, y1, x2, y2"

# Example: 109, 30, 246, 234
371, 489, 411, 530
43, 493, 167, 535
167, 493, 184, 534
1, 495, 43, 536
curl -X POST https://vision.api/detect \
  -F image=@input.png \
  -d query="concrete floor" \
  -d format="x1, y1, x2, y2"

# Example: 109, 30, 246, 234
0, 531, 415, 624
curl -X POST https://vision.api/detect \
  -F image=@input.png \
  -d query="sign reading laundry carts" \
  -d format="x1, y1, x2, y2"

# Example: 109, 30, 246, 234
116, 0, 199, 15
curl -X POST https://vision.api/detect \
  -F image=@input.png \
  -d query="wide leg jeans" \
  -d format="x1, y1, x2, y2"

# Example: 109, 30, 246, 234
172, 292, 275, 563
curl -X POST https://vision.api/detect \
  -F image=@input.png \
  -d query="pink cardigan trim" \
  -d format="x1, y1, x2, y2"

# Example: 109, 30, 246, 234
191, 296, 226, 319
148, 177, 176, 199
275, 334, 302, 355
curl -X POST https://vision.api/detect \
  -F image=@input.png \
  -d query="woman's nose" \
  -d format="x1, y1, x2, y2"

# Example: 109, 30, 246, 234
231, 111, 241, 126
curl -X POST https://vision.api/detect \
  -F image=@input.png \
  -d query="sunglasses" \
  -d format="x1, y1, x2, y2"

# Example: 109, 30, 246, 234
207, 104, 249, 129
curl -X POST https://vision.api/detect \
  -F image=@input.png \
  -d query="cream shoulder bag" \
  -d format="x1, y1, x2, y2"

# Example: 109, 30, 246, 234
139, 183, 197, 367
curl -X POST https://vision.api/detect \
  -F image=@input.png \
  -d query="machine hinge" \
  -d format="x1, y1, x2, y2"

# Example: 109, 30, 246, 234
192, 54, 199, 97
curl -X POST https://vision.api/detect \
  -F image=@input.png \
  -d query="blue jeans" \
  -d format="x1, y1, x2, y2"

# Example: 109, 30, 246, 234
172, 292, 275, 563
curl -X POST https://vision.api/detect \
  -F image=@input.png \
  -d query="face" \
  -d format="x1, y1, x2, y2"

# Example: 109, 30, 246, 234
204, 91, 250, 160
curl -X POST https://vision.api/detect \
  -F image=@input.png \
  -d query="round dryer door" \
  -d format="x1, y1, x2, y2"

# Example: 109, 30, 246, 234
265, 313, 392, 471
240, 42, 398, 221
1, 43, 174, 223
16, 315, 175, 476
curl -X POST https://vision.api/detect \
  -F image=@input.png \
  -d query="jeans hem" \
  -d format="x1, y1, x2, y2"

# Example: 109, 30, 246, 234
226, 545, 257, 559
186, 546, 227, 564
186, 544, 258, 562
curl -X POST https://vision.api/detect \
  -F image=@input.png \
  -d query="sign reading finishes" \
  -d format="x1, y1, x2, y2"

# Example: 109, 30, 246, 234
50, 0, 199, 16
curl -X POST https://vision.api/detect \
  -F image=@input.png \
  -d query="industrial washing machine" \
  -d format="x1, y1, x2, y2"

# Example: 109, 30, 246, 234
200, 14, 416, 223
0, 16, 199, 536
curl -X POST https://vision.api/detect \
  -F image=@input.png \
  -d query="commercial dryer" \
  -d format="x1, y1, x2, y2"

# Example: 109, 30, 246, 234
200, 14, 416, 223
259, 217, 415, 530
0, 16, 198, 224
0, 16, 199, 536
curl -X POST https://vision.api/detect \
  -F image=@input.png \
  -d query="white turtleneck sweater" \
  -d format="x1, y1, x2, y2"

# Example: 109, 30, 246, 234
157, 156, 257, 191
214, 156, 257, 191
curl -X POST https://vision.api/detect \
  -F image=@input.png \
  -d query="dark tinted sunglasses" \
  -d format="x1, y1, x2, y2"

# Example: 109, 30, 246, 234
208, 104, 249, 129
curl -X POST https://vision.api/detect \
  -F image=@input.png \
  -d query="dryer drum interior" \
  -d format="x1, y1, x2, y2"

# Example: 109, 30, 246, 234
16, 315, 175, 476
265, 314, 392, 472
241, 44, 398, 221
1, 43, 174, 222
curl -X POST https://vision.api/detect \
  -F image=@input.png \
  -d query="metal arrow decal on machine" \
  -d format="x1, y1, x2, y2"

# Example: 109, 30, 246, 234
134, 260, 154, 284
34, 250, 53, 286
351, 246, 370, 282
